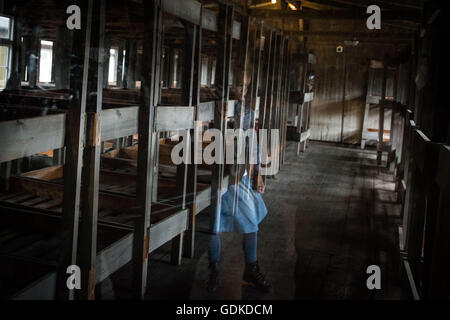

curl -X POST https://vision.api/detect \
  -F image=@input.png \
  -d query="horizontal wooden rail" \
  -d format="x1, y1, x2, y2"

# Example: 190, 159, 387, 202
0, 114, 66, 163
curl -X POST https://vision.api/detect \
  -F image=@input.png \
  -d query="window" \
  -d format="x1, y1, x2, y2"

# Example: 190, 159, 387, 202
172, 50, 180, 88
200, 56, 208, 86
211, 59, 216, 85
0, 16, 12, 40
39, 40, 53, 83
0, 16, 13, 90
108, 48, 118, 86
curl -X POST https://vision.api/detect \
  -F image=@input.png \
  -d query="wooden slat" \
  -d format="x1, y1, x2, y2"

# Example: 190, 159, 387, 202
163, 0, 200, 25
0, 114, 66, 163
197, 101, 215, 122
304, 92, 314, 103
155, 106, 195, 131
101, 106, 139, 141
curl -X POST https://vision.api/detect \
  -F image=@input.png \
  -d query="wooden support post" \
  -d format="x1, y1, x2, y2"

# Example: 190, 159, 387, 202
258, 29, 274, 184
388, 68, 399, 172
206, 56, 213, 87
54, 26, 73, 90
26, 26, 40, 88
209, 4, 233, 233
250, 23, 263, 121
230, 14, 251, 222
53, 148, 64, 166
0, 161, 11, 192
281, 38, 291, 164
401, 120, 416, 250
132, 0, 162, 300
426, 145, 450, 298
116, 42, 125, 88
78, 0, 105, 300
267, 34, 280, 177
57, 0, 92, 300
172, 22, 197, 264
297, 103, 304, 155
377, 63, 388, 165
249, 22, 263, 166
184, 23, 202, 259
123, 39, 137, 89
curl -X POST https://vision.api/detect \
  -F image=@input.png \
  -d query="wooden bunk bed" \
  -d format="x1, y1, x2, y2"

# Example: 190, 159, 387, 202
0, 0, 292, 300
287, 52, 315, 156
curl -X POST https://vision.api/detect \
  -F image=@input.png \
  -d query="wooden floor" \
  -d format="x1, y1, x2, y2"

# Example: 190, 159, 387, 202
97, 141, 409, 300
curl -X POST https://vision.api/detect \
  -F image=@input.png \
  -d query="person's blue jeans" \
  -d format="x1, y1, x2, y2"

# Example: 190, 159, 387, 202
209, 232, 258, 264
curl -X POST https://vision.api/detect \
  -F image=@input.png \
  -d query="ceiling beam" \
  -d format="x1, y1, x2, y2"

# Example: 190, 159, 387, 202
304, 0, 424, 11
289, 31, 413, 43
250, 8, 422, 21
287, 30, 414, 39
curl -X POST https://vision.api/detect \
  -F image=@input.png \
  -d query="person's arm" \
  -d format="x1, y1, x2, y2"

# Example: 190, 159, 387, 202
252, 165, 265, 194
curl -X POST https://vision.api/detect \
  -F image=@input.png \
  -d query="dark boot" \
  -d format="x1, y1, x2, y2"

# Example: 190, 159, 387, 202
243, 261, 271, 292
206, 262, 220, 293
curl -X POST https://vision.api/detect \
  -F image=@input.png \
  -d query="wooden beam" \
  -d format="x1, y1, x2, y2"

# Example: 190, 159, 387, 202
133, 0, 162, 300
250, 8, 422, 21
308, 0, 424, 11
0, 114, 66, 163
78, 0, 105, 300
57, 0, 92, 300
209, 3, 233, 233
286, 31, 415, 39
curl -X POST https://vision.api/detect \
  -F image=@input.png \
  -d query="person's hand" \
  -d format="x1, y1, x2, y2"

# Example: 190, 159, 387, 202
257, 175, 265, 194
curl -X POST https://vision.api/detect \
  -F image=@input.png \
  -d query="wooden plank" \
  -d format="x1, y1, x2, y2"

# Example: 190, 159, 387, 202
195, 184, 211, 215
78, 0, 106, 300
95, 233, 133, 284
12, 271, 57, 300
300, 129, 311, 142
149, 209, 188, 253
226, 100, 236, 118
0, 114, 66, 163
367, 96, 381, 104
197, 101, 215, 122
304, 92, 314, 103
163, 0, 200, 25
202, 8, 241, 40
155, 106, 195, 131
101, 106, 139, 142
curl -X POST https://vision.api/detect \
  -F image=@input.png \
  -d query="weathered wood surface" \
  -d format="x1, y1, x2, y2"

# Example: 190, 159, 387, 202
0, 114, 66, 163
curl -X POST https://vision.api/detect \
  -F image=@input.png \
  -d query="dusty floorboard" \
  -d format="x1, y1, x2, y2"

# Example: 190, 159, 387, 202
97, 141, 408, 300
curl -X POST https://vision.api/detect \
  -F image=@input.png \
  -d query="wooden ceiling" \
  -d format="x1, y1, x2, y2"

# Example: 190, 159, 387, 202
245, 0, 425, 44
3, 0, 426, 45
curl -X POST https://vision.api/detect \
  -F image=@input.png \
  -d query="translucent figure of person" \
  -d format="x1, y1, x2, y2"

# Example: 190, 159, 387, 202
207, 70, 271, 293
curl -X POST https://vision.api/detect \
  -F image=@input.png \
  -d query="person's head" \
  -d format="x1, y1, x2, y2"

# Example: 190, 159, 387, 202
234, 70, 251, 101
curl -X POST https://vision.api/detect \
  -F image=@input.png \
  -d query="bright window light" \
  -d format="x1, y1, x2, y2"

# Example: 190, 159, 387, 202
39, 40, 53, 83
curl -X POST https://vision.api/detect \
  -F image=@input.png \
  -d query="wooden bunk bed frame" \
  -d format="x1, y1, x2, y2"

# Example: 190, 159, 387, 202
0, 0, 293, 299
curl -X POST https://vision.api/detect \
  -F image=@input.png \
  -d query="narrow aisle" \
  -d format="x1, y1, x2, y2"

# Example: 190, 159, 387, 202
104, 140, 408, 300
281, 141, 408, 299
189, 141, 407, 300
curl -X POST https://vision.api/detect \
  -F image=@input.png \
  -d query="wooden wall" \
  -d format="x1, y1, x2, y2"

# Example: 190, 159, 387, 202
308, 41, 407, 144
